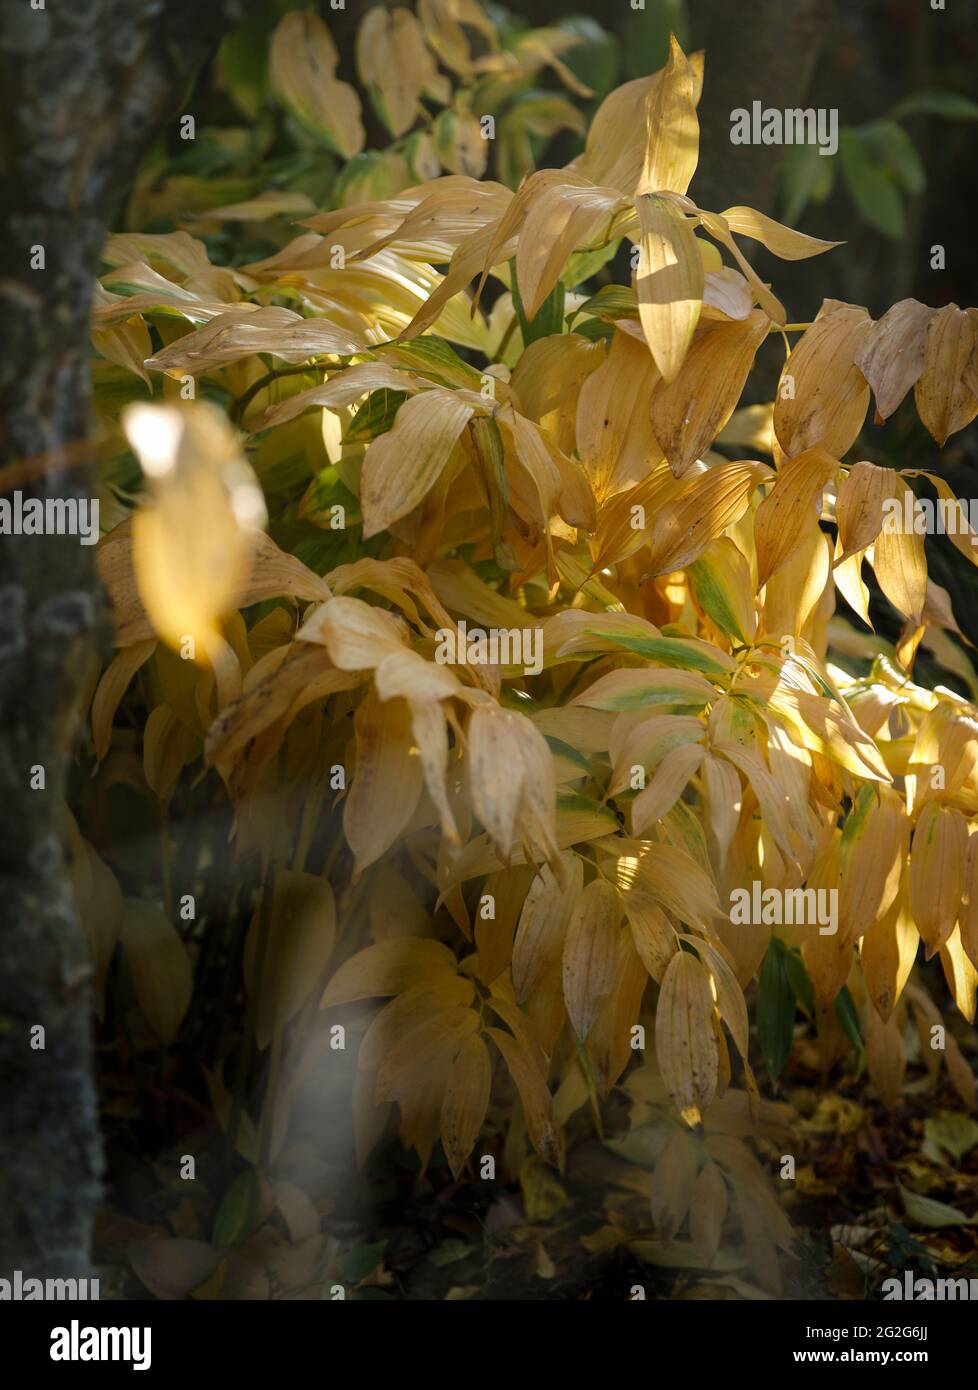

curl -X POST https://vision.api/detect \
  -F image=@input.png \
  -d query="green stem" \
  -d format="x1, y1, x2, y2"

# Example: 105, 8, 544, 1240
224, 863, 273, 1173
231, 363, 329, 428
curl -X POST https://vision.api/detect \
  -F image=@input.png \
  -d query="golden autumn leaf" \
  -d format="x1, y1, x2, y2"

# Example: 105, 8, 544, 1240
515, 180, 625, 322
485, 1025, 558, 1164
321, 938, 458, 1010
360, 389, 476, 538
718, 207, 841, 261
356, 7, 437, 137
913, 303, 978, 445
854, 298, 933, 420
655, 947, 719, 1126
962, 833, 978, 972
631, 742, 705, 835
873, 475, 928, 625
440, 1034, 493, 1178
270, 11, 365, 158
637, 34, 699, 198
909, 802, 968, 958
344, 691, 424, 872
467, 701, 558, 867
773, 302, 872, 457
561, 877, 621, 1038
836, 460, 892, 561
513, 852, 583, 1003
839, 784, 908, 943
648, 311, 769, 476
123, 402, 267, 654
646, 460, 771, 576
754, 448, 838, 587
635, 193, 703, 382
865, 1003, 906, 1111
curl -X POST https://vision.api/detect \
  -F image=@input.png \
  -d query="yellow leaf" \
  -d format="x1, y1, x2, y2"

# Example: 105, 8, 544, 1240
909, 802, 968, 958
360, 389, 475, 538
513, 852, 583, 1003
940, 927, 978, 1024
516, 180, 624, 322
865, 1003, 906, 1111
624, 891, 677, 983
356, 8, 436, 137
913, 303, 978, 445
91, 639, 156, 760
322, 938, 458, 1010
486, 1024, 558, 1164
836, 460, 892, 562
754, 448, 838, 587
521, 1154, 569, 1221
143, 703, 197, 801
773, 302, 872, 457
467, 702, 558, 867
631, 742, 705, 836
688, 536, 758, 644
718, 207, 842, 261
655, 948, 718, 1126
561, 878, 621, 1038
635, 193, 703, 382
649, 311, 769, 476
123, 403, 267, 653
647, 460, 771, 575
441, 1035, 493, 1179
375, 1006, 480, 1102
854, 298, 933, 420
873, 476, 927, 624
343, 691, 424, 872
575, 330, 661, 500
839, 785, 908, 943
638, 34, 699, 197
270, 11, 364, 158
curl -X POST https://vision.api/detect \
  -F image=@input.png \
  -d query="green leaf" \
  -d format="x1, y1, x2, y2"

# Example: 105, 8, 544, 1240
758, 939, 795, 1081
571, 283, 638, 325
511, 261, 565, 344
337, 1241, 386, 1283
212, 1170, 260, 1249
835, 985, 864, 1054
380, 336, 485, 391
469, 415, 509, 548
838, 129, 905, 239
554, 15, 621, 98
865, 120, 926, 196
890, 88, 978, 123
606, 633, 736, 677
780, 142, 836, 226
619, 0, 689, 83
344, 389, 408, 444
783, 949, 815, 1019
563, 238, 621, 291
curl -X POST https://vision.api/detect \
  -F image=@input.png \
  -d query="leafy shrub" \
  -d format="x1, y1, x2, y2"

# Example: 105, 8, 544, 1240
81, 19, 978, 1294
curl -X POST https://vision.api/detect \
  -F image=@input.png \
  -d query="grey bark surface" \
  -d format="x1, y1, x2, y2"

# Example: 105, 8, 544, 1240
0, 0, 252, 1283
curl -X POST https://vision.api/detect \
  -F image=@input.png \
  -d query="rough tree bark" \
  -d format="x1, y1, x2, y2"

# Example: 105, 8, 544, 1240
0, 0, 253, 1285
688, 0, 831, 220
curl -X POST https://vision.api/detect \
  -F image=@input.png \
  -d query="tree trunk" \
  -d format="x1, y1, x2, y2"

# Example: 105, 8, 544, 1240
689, 0, 831, 220
0, 0, 252, 1286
